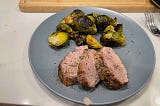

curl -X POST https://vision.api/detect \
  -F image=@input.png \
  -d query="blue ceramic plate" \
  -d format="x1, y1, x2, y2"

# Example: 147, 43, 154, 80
29, 7, 155, 105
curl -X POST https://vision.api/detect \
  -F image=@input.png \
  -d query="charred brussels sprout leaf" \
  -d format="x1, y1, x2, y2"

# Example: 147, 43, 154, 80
86, 35, 102, 49
92, 13, 99, 18
107, 17, 118, 26
86, 13, 99, 23
69, 31, 79, 39
74, 16, 97, 34
100, 24, 126, 46
48, 32, 69, 48
114, 24, 123, 32
74, 35, 86, 46
87, 15, 96, 23
56, 23, 73, 33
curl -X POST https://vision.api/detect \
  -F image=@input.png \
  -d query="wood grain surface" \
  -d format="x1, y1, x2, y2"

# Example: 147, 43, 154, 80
19, 0, 160, 12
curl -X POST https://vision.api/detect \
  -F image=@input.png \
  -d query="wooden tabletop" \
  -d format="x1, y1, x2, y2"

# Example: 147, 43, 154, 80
19, 0, 160, 12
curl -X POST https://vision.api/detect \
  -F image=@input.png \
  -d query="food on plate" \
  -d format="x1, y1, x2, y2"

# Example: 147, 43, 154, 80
86, 13, 98, 23
51, 9, 128, 89
86, 14, 96, 23
61, 9, 84, 27
100, 24, 126, 46
97, 47, 128, 89
58, 45, 88, 86
48, 32, 69, 48
74, 16, 97, 34
96, 15, 118, 31
78, 49, 100, 88
56, 23, 73, 33
86, 35, 102, 49
58, 45, 128, 89
48, 9, 126, 48
74, 34, 86, 46
103, 25, 115, 33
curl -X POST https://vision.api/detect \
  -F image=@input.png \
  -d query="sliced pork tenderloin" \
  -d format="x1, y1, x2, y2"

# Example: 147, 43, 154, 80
58, 45, 88, 86
97, 47, 128, 89
78, 49, 100, 88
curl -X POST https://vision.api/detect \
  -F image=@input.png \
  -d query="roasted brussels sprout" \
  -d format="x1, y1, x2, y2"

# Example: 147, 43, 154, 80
56, 23, 81, 40
96, 15, 109, 31
86, 35, 102, 49
48, 32, 69, 48
56, 23, 73, 33
70, 9, 85, 18
100, 24, 126, 46
74, 16, 97, 34
74, 34, 86, 46
49, 9, 126, 49
87, 15, 96, 23
108, 17, 118, 26
112, 32, 125, 46
103, 25, 115, 33
61, 9, 84, 26
69, 31, 79, 39
114, 24, 123, 32
96, 15, 118, 31
86, 13, 99, 23
92, 13, 99, 18
61, 15, 73, 25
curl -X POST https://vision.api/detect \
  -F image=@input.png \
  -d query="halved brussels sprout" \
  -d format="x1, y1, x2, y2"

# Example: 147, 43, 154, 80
56, 23, 73, 33
96, 15, 109, 31
56, 23, 81, 40
96, 15, 118, 31
70, 9, 85, 18
100, 32, 125, 46
60, 9, 84, 26
74, 16, 97, 34
100, 24, 126, 46
86, 35, 102, 49
61, 15, 73, 25
48, 32, 69, 48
